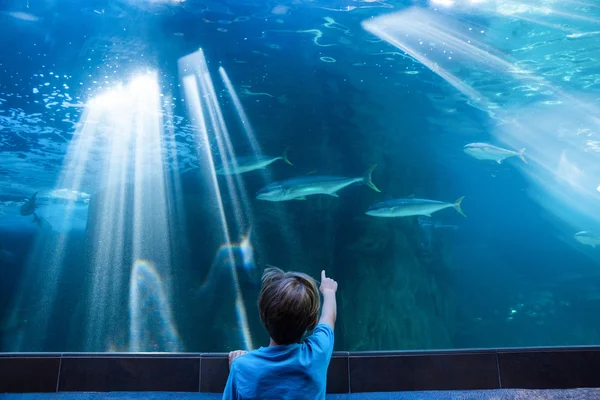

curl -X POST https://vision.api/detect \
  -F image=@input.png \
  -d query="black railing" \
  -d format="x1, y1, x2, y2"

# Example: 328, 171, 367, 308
2, 347, 600, 393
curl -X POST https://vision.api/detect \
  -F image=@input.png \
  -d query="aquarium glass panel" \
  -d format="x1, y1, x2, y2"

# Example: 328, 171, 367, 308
1, 0, 600, 352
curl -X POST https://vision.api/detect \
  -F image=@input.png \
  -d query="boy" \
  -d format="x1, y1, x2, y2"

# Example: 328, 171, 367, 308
223, 268, 338, 400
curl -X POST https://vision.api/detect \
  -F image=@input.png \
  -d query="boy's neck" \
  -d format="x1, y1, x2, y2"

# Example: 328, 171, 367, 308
269, 338, 278, 347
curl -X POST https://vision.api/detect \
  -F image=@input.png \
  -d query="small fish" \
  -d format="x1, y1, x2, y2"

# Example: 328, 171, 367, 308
464, 143, 527, 164
434, 222, 459, 231
417, 217, 459, 231
19, 192, 38, 218
366, 197, 466, 218
5, 11, 39, 21
257, 165, 380, 202
574, 231, 600, 248
567, 31, 600, 40
215, 148, 293, 175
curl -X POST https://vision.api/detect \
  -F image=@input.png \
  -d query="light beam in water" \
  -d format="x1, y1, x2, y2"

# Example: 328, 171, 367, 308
363, 9, 504, 115
24, 71, 184, 352
179, 49, 254, 350
364, 7, 600, 255
219, 67, 268, 181
129, 260, 181, 352
3, 79, 141, 350
441, 0, 600, 31
219, 66, 299, 259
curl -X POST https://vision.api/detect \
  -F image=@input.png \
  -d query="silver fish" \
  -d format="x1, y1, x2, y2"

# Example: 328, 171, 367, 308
366, 197, 466, 218
19, 192, 38, 218
215, 148, 292, 175
257, 165, 380, 201
464, 143, 527, 164
4, 12, 39, 22
574, 231, 600, 248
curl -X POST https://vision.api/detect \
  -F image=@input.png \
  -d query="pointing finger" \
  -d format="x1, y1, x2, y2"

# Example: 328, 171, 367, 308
321, 270, 326, 281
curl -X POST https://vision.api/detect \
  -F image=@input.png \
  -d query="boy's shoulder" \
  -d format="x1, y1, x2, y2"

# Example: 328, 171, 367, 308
230, 349, 262, 371
311, 323, 334, 336
305, 324, 334, 345
232, 326, 334, 371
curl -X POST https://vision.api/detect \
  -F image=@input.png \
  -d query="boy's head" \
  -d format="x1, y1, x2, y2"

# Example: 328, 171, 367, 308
258, 267, 320, 345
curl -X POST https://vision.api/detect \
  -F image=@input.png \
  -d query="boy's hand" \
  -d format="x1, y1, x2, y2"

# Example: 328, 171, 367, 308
318, 270, 338, 330
228, 350, 248, 369
320, 270, 338, 294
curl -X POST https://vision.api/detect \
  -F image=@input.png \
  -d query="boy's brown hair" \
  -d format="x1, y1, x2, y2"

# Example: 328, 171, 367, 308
258, 267, 320, 345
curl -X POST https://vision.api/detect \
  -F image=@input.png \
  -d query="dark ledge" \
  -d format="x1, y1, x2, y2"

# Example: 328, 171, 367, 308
1, 347, 600, 393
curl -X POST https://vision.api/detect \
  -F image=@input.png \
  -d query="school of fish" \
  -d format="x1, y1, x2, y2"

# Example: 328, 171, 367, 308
214, 143, 531, 221
18, 141, 589, 250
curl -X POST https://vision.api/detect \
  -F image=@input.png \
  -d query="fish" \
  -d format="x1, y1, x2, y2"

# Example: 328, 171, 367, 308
574, 231, 600, 248
567, 31, 600, 40
215, 148, 293, 175
418, 218, 459, 231
463, 143, 527, 164
4, 12, 39, 21
19, 192, 38, 221
433, 222, 459, 231
32, 214, 53, 231
366, 197, 466, 218
256, 165, 380, 201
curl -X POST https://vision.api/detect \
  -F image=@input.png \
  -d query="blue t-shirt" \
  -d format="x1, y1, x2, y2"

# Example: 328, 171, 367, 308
222, 324, 334, 400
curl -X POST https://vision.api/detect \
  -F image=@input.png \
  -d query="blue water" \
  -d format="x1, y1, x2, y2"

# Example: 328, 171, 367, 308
1, 0, 600, 352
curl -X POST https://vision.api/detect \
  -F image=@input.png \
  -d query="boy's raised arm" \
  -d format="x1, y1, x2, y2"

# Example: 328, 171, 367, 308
318, 270, 338, 331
